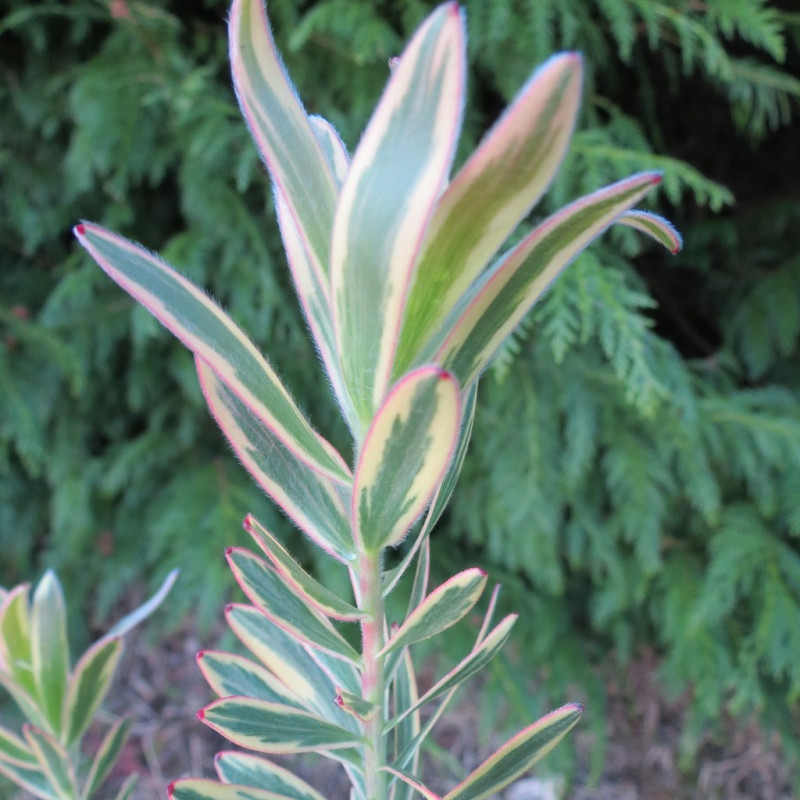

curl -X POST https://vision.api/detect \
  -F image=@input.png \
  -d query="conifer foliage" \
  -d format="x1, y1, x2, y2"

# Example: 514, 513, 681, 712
2, 0, 800, 781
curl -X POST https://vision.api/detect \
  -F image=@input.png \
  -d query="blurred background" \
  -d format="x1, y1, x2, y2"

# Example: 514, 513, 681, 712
1, 0, 799, 796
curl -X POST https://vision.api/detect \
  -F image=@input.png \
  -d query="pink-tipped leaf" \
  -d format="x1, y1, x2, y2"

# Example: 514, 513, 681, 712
395, 52, 584, 376
215, 751, 326, 800
331, 3, 465, 424
616, 209, 683, 253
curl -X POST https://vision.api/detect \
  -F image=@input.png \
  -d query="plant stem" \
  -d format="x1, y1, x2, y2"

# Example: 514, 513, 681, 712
358, 549, 386, 800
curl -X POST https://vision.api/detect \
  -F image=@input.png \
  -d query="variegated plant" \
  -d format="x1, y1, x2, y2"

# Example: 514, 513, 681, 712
74, 1, 681, 798
0, 570, 176, 800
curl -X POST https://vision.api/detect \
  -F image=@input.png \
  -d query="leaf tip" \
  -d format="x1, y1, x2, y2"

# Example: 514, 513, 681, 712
74, 223, 86, 237
196, 650, 205, 661
167, 781, 176, 797
197, 708, 205, 721
225, 546, 234, 557
243, 514, 254, 532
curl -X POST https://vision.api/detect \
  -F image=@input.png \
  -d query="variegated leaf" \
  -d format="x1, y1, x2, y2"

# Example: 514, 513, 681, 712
381, 569, 487, 655
0, 583, 34, 693
0, 724, 36, 767
229, 0, 338, 282
353, 366, 461, 552
30, 572, 68, 735
0, 673, 48, 730
244, 514, 364, 621
62, 636, 122, 745
616, 209, 683, 253
387, 614, 516, 733
384, 767, 441, 800
225, 604, 359, 732
432, 173, 662, 387
443, 704, 584, 800
309, 115, 350, 188
395, 53, 583, 375
23, 725, 77, 800
0, 759, 57, 800
199, 697, 363, 754
383, 383, 477, 597
227, 548, 360, 664
215, 751, 325, 800
334, 689, 378, 722
197, 650, 303, 707
82, 717, 131, 800
170, 778, 288, 800
197, 359, 355, 562
75, 223, 350, 485
391, 649, 421, 800
331, 3, 465, 424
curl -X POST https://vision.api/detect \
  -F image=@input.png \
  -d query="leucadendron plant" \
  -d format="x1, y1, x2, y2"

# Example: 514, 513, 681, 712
74, 1, 681, 798
0, 570, 177, 800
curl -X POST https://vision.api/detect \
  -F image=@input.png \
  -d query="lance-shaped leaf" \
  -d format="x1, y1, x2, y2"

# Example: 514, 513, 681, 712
199, 696, 363, 754
616, 209, 683, 253
198, 650, 304, 708
244, 515, 365, 621
381, 569, 487, 656
432, 173, 662, 387
353, 366, 461, 552
62, 636, 122, 745
82, 717, 131, 800
331, 3, 465, 423
0, 583, 34, 693
230, 0, 338, 282
215, 751, 325, 800
335, 689, 378, 722
309, 115, 350, 188
0, 673, 48, 729
102, 568, 178, 641
0, 725, 36, 767
0, 760, 57, 800
170, 778, 290, 800
30, 572, 68, 734
391, 648, 421, 800
225, 604, 358, 732
383, 383, 477, 597
227, 548, 360, 664
74, 223, 349, 485
387, 614, 516, 733
395, 53, 583, 376
23, 725, 77, 800
384, 768, 441, 800
443, 704, 584, 800
197, 360, 355, 562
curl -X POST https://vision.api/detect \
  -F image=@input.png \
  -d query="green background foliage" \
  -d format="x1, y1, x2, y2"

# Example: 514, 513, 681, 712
2, 0, 799, 778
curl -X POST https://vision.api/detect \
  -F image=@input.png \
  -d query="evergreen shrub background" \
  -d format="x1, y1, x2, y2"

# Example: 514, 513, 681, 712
2, 0, 799, 776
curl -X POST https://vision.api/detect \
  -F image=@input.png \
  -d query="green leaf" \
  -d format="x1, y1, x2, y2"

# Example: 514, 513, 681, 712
74, 223, 350, 485
431, 173, 662, 387
62, 637, 122, 746
616, 210, 683, 253
0, 584, 35, 695
227, 548, 360, 664
395, 52, 583, 375
391, 649, 421, 800
383, 767, 440, 800
110, 775, 137, 800
225, 604, 359, 732
309, 115, 350, 188
102, 568, 178, 640
381, 569, 487, 655
443, 704, 584, 800
0, 672, 49, 729
197, 650, 304, 708
388, 614, 517, 734
197, 360, 355, 562
0, 759, 58, 800
23, 725, 77, 800
30, 572, 69, 735
331, 4, 465, 424
215, 751, 325, 800
0, 724, 36, 767
353, 366, 461, 551
334, 689, 378, 722
171, 778, 300, 800
81, 717, 131, 800
229, 0, 339, 284
244, 515, 365, 621
199, 697, 363, 754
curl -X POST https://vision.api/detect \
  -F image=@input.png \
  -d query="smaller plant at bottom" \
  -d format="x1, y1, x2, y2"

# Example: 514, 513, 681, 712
0, 570, 177, 800
75, 1, 681, 797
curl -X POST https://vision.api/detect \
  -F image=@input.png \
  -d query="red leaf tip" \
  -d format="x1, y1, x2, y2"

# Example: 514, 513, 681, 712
335, 694, 344, 706
197, 708, 205, 720
225, 603, 234, 613
196, 650, 205, 660
225, 546, 234, 556
74, 223, 86, 236
242, 514, 254, 532
167, 781, 176, 797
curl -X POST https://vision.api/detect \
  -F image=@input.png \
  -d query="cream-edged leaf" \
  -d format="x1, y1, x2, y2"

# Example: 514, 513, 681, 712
170, 778, 292, 800
82, 717, 131, 800
381, 569, 487, 655
331, 3, 465, 425
309, 115, 350, 188
215, 751, 325, 800
75, 223, 350, 485
244, 515, 365, 621
199, 697, 363, 754
23, 725, 76, 800
0, 584, 34, 694
383, 767, 441, 800
395, 53, 583, 375
0, 724, 36, 767
443, 704, 584, 800
197, 359, 355, 562
0, 759, 57, 800
616, 209, 683, 253
230, 0, 339, 281
226, 548, 360, 664
433, 173, 662, 387
354, 366, 461, 552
